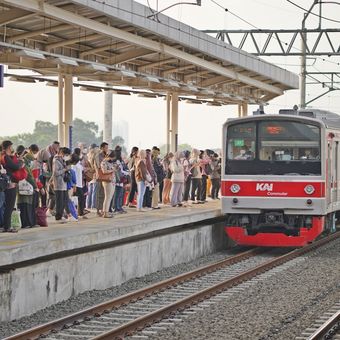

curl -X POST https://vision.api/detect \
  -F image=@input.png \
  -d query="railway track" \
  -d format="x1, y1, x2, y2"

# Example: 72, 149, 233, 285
5, 231, 340, 340
296, 302, 340, 340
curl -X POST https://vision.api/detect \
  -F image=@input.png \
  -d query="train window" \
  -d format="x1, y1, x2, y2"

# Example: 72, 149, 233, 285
258, 121, 320, 162
227, 122, 256, 160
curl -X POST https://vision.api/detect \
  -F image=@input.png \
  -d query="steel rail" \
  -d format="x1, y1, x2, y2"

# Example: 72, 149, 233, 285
92, 232, 340, 340
306, 310, 340, 340
4, 248, 262, 340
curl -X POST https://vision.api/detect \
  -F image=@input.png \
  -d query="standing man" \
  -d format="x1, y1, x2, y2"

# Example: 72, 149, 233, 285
52, 147, 71, 223
94, 142, 109, 216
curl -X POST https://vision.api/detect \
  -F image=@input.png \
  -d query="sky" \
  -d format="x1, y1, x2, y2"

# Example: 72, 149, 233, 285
0, 0, 339, 150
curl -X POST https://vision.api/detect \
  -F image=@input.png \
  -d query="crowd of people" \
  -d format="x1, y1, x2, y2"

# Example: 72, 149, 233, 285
0, 140, 221, 232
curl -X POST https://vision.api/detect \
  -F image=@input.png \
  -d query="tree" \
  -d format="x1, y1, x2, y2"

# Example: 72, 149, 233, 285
0, 118, 102, 149
72, 118, 101, 147
159, 143, 192, 156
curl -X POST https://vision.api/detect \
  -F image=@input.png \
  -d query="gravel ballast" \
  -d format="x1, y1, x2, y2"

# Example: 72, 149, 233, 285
1, 239, 339, 339
0, 247, 244, 338
147, 238, 340, 340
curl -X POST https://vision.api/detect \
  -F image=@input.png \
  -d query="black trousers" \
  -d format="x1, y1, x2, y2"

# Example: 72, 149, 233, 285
55, 190, 68, 220
143, 187, 152, 208
183, 175, 192, 201
190, 178, 202, 202
200, 175, 207, 201
159, 180, 164, 203
211, 178, 221, 199
128, 170, 137, 204
3, 187, 17, 230
76, 187, 85, 216
18, 202, 34, 228
96, 181, 104, 211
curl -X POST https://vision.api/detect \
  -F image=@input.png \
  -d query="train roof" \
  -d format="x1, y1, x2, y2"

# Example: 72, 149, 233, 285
225, 109, 340, 129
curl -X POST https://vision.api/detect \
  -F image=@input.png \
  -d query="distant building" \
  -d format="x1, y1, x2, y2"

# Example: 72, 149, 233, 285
113, 120, 129, 149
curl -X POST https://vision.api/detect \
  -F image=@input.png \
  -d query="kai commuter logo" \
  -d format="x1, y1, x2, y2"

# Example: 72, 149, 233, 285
256, 183, 273, 191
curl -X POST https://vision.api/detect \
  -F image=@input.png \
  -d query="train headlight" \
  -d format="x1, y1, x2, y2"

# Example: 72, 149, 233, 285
304, 185, 315, 195
230, 184, 240, 194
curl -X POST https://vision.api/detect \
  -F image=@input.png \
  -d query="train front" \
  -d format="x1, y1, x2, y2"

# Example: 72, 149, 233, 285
222, 114, 326, 247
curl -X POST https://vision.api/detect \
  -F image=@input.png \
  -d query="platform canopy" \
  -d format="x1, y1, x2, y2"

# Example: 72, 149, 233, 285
0, 0, 299, 104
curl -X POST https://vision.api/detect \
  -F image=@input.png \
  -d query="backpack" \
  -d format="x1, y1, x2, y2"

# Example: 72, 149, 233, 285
205, 163, 212, 175
0, 173, 9, 192
12, 167, 28, 182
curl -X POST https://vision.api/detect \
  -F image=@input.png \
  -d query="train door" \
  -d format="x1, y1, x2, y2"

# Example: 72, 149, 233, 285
327, 141, 332, 205
332, 141, 338, 204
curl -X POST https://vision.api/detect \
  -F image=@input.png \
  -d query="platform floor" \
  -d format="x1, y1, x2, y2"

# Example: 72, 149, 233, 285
0, 200, 222, 267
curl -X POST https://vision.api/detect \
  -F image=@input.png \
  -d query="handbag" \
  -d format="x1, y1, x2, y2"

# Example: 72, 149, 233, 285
11, 209, 22, 230
145, 172, 152, 183
18, 179, 34, 195
97, 168, 113, 182
0, 166, 9, 192
36, 207, 48, 227
63, 170, 72, 183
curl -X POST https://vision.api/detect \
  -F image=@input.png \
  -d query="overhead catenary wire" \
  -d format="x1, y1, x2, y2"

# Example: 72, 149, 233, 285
286, 0, 340, 24
208, 0, 340, 67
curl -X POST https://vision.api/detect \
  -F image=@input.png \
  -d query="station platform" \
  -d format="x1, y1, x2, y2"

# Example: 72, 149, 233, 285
0, 200, 222, 269
0, 200, 226, 322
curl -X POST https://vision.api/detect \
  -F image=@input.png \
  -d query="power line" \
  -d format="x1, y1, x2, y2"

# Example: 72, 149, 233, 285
286, 0, 340, 24
208, 0, 340, 67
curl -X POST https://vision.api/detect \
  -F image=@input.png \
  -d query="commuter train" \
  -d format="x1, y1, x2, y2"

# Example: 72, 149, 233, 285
222, 108, 340, 247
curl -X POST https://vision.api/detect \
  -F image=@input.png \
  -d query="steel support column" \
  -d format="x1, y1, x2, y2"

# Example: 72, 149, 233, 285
58, 73, 64, 145
64, 75, 73, 149
104, 89, 113, 148
166, 92, 171, 154
170, 93, 179, 153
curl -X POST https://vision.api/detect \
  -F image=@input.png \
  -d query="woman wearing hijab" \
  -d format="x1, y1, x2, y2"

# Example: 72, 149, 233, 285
190, 148, 203, 204
161, 152, 174, 204
135, 150, 148, 212
169, 151, 185, 207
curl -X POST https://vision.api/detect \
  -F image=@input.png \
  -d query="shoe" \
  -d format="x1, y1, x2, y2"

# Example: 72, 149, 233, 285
103, 212, 113, 218
69, 216, 78, 222
177, 203, 183, 207
128, 204, 136, 208
81, 215, 88, 219
137, 208, 147, 212
96, 211, 103, 217
57, 218, 67, 224
83, 209, 90, 215
3, 228, 18, 233
152, 207, 161, 210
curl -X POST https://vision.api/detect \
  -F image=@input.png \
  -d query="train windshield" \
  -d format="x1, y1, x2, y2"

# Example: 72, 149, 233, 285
226, 120, 321, 175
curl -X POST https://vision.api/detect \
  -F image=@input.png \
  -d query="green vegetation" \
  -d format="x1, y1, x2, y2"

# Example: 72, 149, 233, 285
0, 119, 126, 151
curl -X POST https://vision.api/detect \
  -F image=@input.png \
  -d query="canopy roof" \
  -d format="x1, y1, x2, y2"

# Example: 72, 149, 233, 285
0, 0, 299, 104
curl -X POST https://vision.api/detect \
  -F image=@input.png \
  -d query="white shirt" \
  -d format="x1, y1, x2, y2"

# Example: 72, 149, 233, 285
72, 162, 83, 188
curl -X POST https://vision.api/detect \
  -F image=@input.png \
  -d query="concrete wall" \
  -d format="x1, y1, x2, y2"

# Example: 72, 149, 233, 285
0, 222, 228, 322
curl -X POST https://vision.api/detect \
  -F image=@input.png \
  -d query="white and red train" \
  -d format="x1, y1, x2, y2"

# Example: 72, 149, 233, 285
222, 108, 339, 247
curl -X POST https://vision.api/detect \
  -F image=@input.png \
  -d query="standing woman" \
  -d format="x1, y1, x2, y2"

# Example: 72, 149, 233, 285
100, 150, 116, 218
169, 151, 185, 207
190, 148, 203, 204
0, 141, 24, 232
162, 152, 174, 204
127, 146, 138, 208
182, 150, 191, 206
135, 150, 148, 212
16, 145, 37, 228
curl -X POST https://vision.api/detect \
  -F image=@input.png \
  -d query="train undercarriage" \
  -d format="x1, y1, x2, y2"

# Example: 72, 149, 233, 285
225, 211, 337, 247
